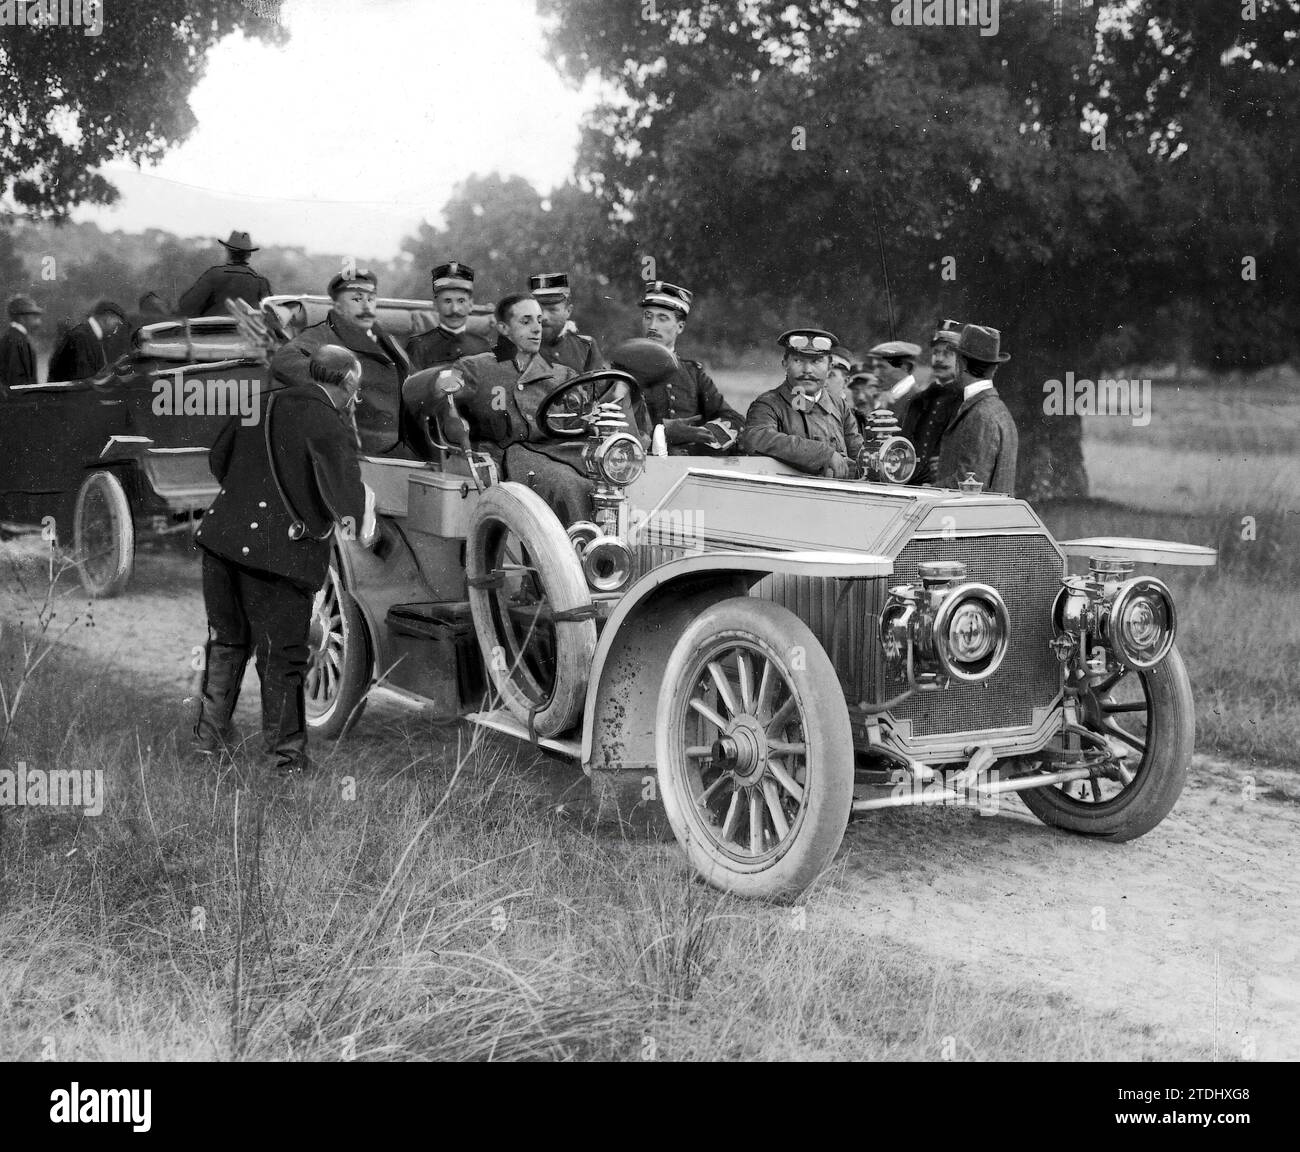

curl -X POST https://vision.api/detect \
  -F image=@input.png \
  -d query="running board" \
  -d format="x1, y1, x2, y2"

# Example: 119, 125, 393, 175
466, 708, 582, 759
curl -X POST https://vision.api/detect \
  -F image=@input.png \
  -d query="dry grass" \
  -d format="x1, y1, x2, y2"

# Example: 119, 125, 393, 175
0, 643, 1204, 1062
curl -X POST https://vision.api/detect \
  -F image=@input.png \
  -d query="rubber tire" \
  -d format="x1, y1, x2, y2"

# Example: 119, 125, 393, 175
73, 470, 136, 598
466, 482, 595, 737
305, 562, 371, 739
655, 597, 854, 901
1018, 645, 1193, 841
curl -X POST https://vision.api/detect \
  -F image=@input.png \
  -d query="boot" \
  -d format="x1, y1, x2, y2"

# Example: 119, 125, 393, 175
262, 674, 312, 776
192, 643, 248, 758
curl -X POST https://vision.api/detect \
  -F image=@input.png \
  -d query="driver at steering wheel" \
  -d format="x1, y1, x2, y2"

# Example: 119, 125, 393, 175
408, 293, 642, 526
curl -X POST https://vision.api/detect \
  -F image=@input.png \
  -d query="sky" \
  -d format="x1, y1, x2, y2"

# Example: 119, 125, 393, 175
72, 0, 599, 260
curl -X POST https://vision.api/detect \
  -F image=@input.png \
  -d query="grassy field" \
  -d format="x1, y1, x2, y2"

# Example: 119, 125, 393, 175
0, 640, 1206, 1061
713, 368, 1300, 770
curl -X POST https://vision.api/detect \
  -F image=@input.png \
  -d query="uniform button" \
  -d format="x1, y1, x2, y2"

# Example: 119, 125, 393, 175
206, 508, 215, 515
250, 522, 258, 529
241, 546, 249, 555
258, 501, 267, 509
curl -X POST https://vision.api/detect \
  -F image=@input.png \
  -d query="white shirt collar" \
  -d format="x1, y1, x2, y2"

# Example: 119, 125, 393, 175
887, 373, 916, 401
87, 316, 103, 340
10, 321, 27, 335
963, 379, 994, 401
438, 322, 467, 336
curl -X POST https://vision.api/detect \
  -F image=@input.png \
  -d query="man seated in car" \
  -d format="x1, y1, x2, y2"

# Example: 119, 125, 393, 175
270, 269, 414, 458
741, 328, 863, 478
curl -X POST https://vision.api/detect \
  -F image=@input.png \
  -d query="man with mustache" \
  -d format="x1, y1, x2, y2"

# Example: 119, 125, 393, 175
901, 319, 965, 485
270, 269, 414, 457
406, 261, 492, 371
741, 328, 863, 477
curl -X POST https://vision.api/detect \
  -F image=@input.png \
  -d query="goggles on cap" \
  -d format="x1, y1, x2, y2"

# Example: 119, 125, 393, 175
785, 334, 833, 353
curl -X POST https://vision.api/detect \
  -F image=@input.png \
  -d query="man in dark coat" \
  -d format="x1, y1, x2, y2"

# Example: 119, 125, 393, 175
901, 319, 964, 485
1, 295, 44, 392
193, 344, 372, 774
531, 272, 604, 375
933, 324, 1019, 495
742, 328, 863, 477
47, 300, 127, 381
178, 230, 273, 318
406, 261, 492, 371
270, 269, 414, 457
638, 280, 743, 454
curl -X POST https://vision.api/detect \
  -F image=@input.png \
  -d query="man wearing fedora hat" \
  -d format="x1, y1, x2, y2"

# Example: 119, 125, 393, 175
531, 271, 604, 375
271, 269, 414, 458
47, 299, 128, 381
901, 318, 965, 485
638, 280, 743, 454
407, 261, 493, 371
932, 323, 1019, 495
178, 230, 273, 319
742, 328, 863, 477
1, 295, 44, 392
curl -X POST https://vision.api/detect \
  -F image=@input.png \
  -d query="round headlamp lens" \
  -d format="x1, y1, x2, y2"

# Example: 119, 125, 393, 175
598, 435, 646, 486
881, 439, 917, 483
1115, 589, 1171, 665
949, 599, 997, 663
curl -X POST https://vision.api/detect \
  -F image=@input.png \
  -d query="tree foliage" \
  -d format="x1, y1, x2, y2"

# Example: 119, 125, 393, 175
540, 0, 1299, 498
0, 0, 285, 216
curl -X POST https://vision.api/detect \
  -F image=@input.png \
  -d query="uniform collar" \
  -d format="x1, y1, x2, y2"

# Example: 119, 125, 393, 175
438, 322, 468, 337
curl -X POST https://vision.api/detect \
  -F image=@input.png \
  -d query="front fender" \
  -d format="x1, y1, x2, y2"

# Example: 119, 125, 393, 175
581, 549, 891, 766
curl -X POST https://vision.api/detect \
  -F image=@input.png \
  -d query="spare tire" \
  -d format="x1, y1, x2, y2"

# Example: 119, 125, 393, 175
466, 482, 596, 737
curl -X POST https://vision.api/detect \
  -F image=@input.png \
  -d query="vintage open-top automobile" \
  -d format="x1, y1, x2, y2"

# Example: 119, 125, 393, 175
290, 302, 1217, 900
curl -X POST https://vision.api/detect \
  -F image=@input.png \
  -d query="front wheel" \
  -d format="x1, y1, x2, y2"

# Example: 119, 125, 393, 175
72, 470, 136, 598
656, 597, 854, 900
1017, 645, 1193, 840
305, 561, 371, 738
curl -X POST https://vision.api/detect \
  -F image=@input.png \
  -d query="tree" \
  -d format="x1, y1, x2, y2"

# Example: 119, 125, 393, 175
0, 1, 285, 216
540, 0, 1299, 499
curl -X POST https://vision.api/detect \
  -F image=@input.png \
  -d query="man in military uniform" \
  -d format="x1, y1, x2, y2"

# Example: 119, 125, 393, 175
868, 339, 923, 416
47, 300, 127, 380
638, 280, 742, 454
742, 329, 863, 477
271, 269, 414, 457
1, 295, 43, 392
193, 345, 373, 775
531, 272, 603, 374
178, 230, 273, 318
406, 261, 492, 371
933, 324, 1019, 495
901, 319, 964, 485
827, 346, 854, 396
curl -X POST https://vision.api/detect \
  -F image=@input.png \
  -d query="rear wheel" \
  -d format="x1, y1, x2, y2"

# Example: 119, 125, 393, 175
72, 470, 135, 598
1017, 645, 1193, 840
656, 598, 854, 900
466, 483, 595, 737
305, 561, 371, 738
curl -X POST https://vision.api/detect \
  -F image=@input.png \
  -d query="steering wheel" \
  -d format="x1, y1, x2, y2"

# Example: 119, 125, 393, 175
534, 369, 643, 440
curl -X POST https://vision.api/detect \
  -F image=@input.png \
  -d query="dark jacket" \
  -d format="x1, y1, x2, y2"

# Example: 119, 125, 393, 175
540, 328, 603, 375
196, 382, 365, 590
406, 324, 493, 372
48, 319, 110, 381
934, 385, 1019, 495
178, 263, 273, 318
0, 323, 38, 392
742, 380, 864, 476
646, 357, 744, 454
271, 312, 411, 456
901, 381, 962, 486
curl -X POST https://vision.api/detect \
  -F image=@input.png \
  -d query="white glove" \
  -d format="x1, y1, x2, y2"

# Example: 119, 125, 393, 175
360, 483, 378, 547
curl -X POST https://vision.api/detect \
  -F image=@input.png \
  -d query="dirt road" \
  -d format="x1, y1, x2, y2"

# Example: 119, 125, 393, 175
3, 538, 1296, 1060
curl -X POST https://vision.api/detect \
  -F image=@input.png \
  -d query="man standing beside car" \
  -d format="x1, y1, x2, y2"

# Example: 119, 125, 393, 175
901, 319, 964, 486
193, 344, 374, 776
1, 295, 44, 393
638, 280, 743, 455
47, 300, 127, 381
271, 269, 414, 458
178, 230, 273, 318
742, 328, 863, 477
531, 271, 604, 374
406, 261, 492, 371
932, 324, 1019, 496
